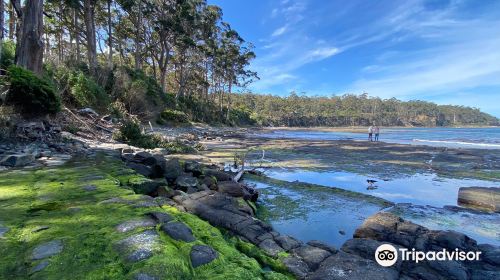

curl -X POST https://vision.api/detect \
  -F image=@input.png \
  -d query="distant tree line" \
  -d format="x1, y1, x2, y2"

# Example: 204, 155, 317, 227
231, 92, 499, 127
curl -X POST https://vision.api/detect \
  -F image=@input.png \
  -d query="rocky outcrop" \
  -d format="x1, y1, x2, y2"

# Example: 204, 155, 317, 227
117, 149, 499, 280
119, 149, 259, 202
349, 212, 499, 280
458, 186, 500, 213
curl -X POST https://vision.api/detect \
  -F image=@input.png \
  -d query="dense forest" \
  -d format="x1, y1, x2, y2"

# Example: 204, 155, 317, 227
231, 92, 499, 127
0, 0, 497, 129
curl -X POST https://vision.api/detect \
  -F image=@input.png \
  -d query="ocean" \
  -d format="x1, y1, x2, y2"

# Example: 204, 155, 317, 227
257, 127, 500, 149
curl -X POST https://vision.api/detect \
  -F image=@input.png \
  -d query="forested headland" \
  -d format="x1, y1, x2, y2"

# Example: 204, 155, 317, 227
0, 0, 497, 131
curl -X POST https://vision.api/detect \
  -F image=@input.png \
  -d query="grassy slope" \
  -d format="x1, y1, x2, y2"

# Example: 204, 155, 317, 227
0, 154, 291, 280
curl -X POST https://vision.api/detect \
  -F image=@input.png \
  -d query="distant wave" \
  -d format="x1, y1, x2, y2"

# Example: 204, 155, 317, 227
413, 139, 500, 148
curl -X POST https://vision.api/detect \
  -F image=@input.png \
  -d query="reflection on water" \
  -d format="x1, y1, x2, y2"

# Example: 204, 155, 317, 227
265, 169, 499, 207
246, 179, 385, 248
249, 169, 500, 247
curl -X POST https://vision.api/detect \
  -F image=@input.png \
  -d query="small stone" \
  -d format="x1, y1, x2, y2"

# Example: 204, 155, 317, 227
146, 212, 174, 223
30, 260, 49, 274
0, 223, 9, 238
339, 230, 346, 235
31, 240, 63, 260
116, 218, 156, 233
82, 185, 97, 191
127, 249, 153, 262
134, 273, 158, 280
115, 230, 160, 263
190, 245, 218, 268
161, 222, 196, 242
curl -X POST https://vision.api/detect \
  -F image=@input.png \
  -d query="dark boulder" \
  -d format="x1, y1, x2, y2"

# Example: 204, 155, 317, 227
204, 169, 233, 182
217, 181, 246, 198
128, 178, 165, 195
156, 186, 176, 198
175, 175, 198, 191
291, 245, 331, 271
190, 245, 218, 268
146, 212, 174, 224
258, 239, 284, 257
161, 222, 196, 242
126, 162, 154, 178
185, 161, 203, 177
283, 256, 310, 279
164, 158, 182, 181
307, 240, 337, 254
132, 151, 153, 163
275, 235, 302, 251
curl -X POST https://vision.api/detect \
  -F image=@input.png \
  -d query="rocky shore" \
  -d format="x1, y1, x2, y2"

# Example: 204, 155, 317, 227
1, 121, 499, 279
119, 148, 499, 279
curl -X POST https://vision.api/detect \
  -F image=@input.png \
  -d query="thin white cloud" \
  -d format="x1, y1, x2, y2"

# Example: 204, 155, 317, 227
252, 0, 500, 114
305, 47, 339, 61
271, 25, 288, 37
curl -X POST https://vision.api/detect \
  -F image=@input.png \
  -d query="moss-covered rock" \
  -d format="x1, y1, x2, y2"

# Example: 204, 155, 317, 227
0, 155, 291, 279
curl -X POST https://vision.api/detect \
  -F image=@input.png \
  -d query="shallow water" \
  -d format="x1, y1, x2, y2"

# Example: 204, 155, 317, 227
245, 178, 384, 248
248, 173, 500, 247
265, 168, 499, 207
257, 127, 500, 149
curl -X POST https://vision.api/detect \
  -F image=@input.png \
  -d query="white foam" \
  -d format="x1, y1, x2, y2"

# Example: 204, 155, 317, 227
413, 139, 500, 148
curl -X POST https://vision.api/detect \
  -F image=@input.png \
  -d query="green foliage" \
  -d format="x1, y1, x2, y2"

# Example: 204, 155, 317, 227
228, 105, 256, 126
230, 93, 499, 127
114, 119, 195, 153
159, 109, 189, 123
0, 40, 16, 70
5, 65, 61, 116
67, 70, 109, 109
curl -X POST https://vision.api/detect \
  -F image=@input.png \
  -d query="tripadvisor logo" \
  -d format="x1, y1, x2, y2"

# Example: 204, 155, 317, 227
375, 244, 398, 267
374, 244, 482, 267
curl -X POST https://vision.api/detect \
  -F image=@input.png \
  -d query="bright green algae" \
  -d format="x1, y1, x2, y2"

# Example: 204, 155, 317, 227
0, 154, 291, 280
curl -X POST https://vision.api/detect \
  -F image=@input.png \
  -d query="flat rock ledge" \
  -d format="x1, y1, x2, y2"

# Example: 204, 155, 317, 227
458, 186, 500, 213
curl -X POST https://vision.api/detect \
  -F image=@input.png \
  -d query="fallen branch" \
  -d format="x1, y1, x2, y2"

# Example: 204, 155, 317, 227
63, 107, 95, 136
233, 169, 245, 182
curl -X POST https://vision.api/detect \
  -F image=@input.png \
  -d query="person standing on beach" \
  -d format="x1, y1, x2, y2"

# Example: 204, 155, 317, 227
368, 125, 373, 141
374, 125, 380, 141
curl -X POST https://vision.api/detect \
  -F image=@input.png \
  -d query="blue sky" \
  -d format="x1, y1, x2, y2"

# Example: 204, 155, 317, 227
208, 0, 500, 117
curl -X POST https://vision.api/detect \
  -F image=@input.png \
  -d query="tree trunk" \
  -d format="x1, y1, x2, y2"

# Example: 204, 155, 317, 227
74, 8, 81, 63
0, 0, 4, 66
15, 0, 44, 74
84, 0, 97, 75
107, 0, 112, 67
134, 2, 142, 70
8, 1, 15, 40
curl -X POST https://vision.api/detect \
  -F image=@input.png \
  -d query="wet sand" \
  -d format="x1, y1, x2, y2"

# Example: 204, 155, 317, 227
199, 129, 500, 181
